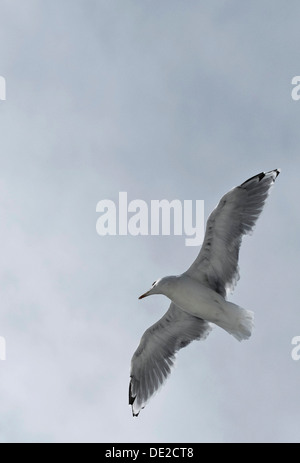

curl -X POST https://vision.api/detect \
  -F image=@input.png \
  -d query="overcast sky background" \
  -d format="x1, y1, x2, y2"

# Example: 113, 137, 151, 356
0, 0, 299, 443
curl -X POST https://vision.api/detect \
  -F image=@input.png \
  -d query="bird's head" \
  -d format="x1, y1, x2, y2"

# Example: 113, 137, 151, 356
138, 276, 177, 300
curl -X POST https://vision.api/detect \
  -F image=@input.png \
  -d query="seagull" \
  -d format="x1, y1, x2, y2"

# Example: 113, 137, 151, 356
129, 169, 280, 416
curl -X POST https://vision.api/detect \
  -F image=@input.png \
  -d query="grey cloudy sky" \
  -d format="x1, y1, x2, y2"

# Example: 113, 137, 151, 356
0, 0, 299, 443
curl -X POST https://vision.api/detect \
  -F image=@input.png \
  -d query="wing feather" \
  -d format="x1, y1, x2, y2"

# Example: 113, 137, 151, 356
185, 169, 280, 297
129, 303, 211, 416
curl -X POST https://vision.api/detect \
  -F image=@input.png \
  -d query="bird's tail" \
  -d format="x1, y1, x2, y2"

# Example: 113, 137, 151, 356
215, 301, 254, 341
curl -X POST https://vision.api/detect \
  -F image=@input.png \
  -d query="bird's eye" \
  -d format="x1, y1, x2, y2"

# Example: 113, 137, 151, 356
152, 281, 156, 286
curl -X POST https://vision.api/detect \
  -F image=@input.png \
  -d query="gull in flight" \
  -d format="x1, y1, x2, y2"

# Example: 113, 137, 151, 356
129, 169, 280, 416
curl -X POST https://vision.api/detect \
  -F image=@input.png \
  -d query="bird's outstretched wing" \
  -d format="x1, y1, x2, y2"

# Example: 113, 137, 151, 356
185, 169, 280, 297
129, 303, 211, 416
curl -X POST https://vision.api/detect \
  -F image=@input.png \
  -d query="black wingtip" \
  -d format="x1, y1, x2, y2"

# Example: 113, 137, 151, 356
265, 168, 281, 182
241, 168, 281, 187
129, 379, 140, 417
128, 380, 135, 405
241, 171, 264, 186
274, 168, 281, 178
257, 172, 265, 182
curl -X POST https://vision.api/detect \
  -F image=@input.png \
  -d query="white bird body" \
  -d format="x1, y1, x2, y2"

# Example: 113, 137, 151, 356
163, 275, 225, 322
142, 274, 253, 341
129, 169, 280, 416
157, 274, 230, 321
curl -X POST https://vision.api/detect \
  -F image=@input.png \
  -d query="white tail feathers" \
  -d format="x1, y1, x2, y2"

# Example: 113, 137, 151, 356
230, 308, 254, 341
215, 301, 254, 341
